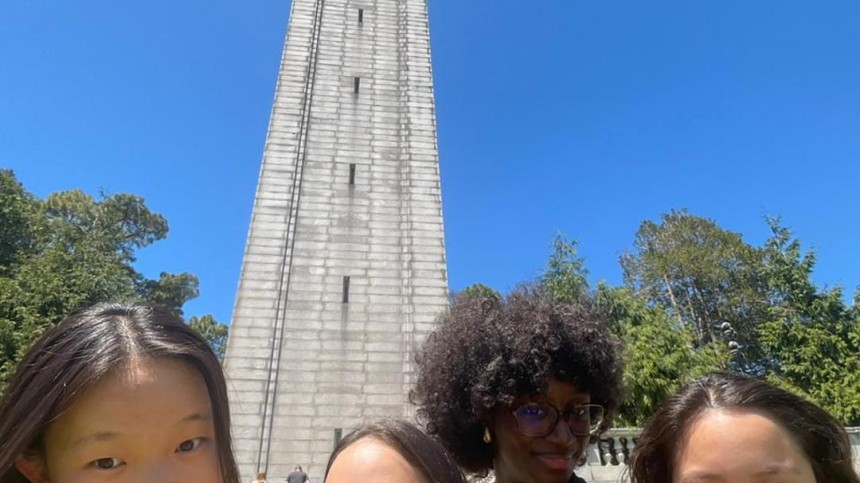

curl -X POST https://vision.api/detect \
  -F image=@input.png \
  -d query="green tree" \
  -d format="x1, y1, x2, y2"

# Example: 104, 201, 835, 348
595, 283, 727, 426
758, 219, 860, 424
0, 172, 37, 272
536, 235, 726, 425
0, 170, 228, 385
621, 210, 768, 372
137, 272, 201, 316
188, 314, 229, 361
457, 283, 501, 301
540, 235, 589, 304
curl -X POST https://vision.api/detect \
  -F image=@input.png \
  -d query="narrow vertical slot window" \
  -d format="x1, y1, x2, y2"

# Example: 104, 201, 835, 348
354, 77, 361, 95
358, 8, 364, 26
342, 276, 350, 304
349, 163, 356, 185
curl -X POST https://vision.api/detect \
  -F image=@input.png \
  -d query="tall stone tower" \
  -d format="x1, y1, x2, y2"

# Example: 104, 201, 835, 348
223, 0, 448, 480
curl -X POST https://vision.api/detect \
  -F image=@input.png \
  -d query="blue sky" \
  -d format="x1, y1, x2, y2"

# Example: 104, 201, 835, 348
2, 1, 859, 323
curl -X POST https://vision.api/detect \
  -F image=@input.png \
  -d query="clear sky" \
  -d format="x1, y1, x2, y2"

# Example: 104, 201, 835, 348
2, 1, 859, 323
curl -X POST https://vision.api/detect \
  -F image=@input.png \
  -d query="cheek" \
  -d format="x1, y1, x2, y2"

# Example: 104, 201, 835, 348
494, 426, 531, 464
42, 464, 92, 483
170, 442, 223, 483
182, 446, 222, 482
41, 445, 88, 483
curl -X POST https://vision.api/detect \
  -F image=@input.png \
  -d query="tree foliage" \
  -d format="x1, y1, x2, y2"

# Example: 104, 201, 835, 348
466, 210, 860, 426
540, 235, 589, 304
188, 314, 229, 361
757, 218, 860, 425
456, 283, 501, 302
594, 283, 728, 425
537, 236, 729, 425
621, 210, 768, 361
0, 170, 229, 385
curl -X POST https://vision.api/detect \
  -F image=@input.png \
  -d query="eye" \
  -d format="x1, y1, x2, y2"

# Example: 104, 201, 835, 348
518, 404, 550, 419
176, 438, 203, 453
571, 407, 589, 418
91, 457, 123, 470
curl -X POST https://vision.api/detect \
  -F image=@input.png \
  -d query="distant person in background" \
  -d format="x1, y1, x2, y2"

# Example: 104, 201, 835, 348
324, 420, 467, 483
253, 472, 269, 483
411, 287, 624, 483
287, 465, 309, 483
629, 372, 860, 483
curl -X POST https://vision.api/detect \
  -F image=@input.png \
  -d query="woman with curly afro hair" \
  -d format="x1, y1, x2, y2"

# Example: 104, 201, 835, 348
411, 286, 624, 483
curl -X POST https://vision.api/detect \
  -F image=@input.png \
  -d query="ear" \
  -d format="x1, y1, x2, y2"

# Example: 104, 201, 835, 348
15, 454, 46, 483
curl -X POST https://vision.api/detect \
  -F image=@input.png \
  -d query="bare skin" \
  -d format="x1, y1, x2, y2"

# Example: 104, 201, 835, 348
490, 379, 591, 483
325, 436, 430, 483
16, 358, 220, 483
674, 409, 816, 483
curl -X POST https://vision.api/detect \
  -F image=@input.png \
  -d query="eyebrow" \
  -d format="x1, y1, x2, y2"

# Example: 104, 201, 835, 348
178, 412, 213, 424
754, 464, 802, 476
72, 431, 121, 449
71, 413, 211, 449
680, 464, 801, 482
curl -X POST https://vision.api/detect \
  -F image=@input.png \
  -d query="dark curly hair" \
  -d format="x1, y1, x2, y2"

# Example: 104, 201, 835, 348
629, 372, 860, 483
410, 286, 624, 474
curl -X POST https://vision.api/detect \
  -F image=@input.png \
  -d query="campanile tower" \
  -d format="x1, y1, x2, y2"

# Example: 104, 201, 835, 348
223, 0, 448, 479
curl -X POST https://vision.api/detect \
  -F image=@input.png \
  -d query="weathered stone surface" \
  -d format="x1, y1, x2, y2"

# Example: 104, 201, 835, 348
223, 0, 448, 481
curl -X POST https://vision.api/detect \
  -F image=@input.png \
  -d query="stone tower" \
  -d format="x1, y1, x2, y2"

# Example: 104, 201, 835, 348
222, 0, 448, 480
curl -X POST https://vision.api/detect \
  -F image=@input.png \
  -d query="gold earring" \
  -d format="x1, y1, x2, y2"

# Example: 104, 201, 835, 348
483, 426, 492, 444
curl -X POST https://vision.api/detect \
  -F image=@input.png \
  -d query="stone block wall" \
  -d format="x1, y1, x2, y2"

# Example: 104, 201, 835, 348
223, 0, 448, 480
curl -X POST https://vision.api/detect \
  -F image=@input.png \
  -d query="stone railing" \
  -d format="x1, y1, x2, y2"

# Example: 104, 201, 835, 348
578, 427, 860, 483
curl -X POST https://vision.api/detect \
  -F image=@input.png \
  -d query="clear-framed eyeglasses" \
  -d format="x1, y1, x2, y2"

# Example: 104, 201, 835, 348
511, 403, 604, 437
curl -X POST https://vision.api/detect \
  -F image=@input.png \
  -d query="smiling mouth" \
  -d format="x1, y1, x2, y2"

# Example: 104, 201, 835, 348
534, 453, 575, 471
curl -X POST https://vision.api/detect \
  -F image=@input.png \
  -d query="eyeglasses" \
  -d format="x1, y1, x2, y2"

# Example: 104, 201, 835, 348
511, 403, 604, 437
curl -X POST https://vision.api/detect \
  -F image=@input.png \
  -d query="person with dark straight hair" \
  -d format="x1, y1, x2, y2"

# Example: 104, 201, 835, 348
0, 303, 240, 483
324, 420, 467, 483
629, 372, 860, 483
411, 287, 625, 483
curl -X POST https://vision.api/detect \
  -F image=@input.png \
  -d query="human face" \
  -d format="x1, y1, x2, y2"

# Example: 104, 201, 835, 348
325, 436, 430, 483
673, 409, 816, 483
18, 358, 221, 483
490, 379, 591, 483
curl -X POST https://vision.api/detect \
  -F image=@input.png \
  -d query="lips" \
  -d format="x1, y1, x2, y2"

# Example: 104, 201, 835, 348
534, 452, 575, 471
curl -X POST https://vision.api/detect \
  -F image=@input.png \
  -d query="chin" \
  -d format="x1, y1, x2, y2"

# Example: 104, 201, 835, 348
530, 458, 576, 483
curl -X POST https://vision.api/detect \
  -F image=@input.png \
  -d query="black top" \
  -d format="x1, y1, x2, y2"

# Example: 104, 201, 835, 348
285, 471, 308, 483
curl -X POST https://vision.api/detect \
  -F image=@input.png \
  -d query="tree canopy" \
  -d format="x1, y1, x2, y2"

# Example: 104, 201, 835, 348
454, 210, 860, 426
0, 170, 228, 386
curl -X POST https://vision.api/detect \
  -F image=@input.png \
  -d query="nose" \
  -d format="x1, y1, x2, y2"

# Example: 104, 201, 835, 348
139, 462, 178, 483
545, 415, 575, 444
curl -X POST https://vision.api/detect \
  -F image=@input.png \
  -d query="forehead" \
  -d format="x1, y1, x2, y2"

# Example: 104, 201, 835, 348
518, 379, 590, 405
327, 436, 428, 483
674, 409, 815, 482
46, 358, 212, 446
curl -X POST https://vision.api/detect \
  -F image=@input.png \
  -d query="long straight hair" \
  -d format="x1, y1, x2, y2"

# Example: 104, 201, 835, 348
325, 420, 466, 483
0, 303, 240, 483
